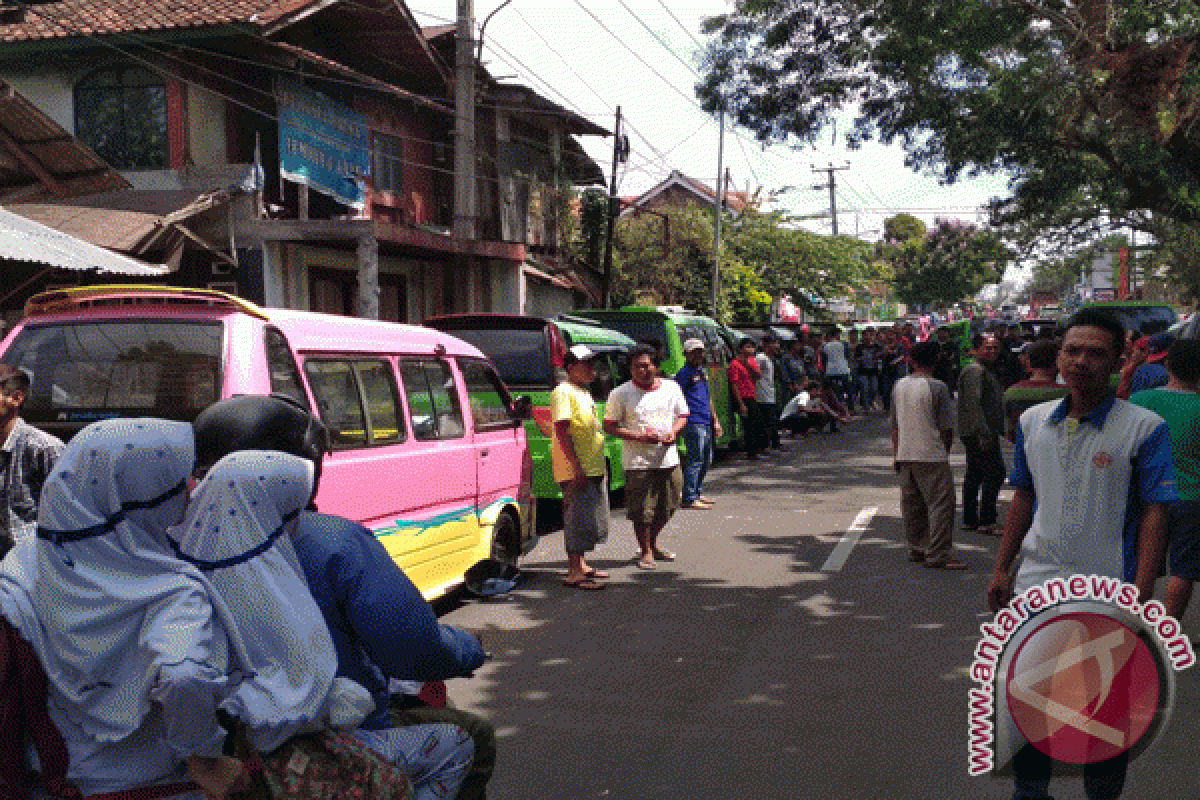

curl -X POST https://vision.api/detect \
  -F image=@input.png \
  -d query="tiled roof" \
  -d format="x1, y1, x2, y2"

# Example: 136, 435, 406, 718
0, 0, 317, 43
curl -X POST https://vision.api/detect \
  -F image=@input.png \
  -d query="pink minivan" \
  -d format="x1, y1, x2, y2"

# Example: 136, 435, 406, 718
0, 286, 536, 599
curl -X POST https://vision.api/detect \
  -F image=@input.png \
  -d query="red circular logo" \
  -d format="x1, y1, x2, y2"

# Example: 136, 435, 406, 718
1006, 611, 1162, 764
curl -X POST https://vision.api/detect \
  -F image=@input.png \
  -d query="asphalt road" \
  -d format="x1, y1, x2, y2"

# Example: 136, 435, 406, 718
435, 413, 1200, 799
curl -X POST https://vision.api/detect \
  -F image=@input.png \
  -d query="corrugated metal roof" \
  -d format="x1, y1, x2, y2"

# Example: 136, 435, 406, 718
0, 207, 168, 275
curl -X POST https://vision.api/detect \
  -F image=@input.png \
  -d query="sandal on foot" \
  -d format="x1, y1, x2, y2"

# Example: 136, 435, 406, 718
562, 577, 607, 590
635, 558, 657, 570
583, 568, 610, 579
652, 549, 676, 562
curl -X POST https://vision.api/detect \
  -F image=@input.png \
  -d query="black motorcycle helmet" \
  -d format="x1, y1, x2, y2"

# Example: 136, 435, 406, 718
192, 394, 329, 506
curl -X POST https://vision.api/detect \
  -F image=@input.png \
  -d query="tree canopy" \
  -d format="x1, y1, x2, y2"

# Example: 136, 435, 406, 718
610, 202, 878, 321
697, 1, 1200, 227
886, 219, 1011, 309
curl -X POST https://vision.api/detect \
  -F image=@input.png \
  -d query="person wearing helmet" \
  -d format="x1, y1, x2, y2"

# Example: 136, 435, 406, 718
192, 395, 494, 800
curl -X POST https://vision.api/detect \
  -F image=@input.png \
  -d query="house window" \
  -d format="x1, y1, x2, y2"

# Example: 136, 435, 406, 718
75, 66, 168, 169
372, 132, 403, 193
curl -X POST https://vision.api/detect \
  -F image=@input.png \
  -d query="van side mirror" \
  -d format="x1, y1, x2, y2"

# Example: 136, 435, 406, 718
511, 395, 533, 420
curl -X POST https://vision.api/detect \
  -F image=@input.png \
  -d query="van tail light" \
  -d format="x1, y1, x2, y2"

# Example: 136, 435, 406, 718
531, 406, 554, 437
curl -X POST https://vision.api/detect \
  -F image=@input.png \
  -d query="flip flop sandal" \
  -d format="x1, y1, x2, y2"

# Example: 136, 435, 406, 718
584, 568, 611, 579
635, 558, 657, 570
653, 549, 676, 562
562, 577, 607, 590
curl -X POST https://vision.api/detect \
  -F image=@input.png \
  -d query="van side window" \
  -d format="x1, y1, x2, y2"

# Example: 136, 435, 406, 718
400, 360, 465, 441
459, 358, 516, 432
303, 359, 404, 448
591, 355, 617, 402
355, 360, 405, 444
265, 328, 310, 410
304, 360, 368, 448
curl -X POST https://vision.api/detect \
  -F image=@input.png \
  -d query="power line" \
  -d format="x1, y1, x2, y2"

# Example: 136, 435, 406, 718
655, 0, 704, 51
613, 0, 699, 78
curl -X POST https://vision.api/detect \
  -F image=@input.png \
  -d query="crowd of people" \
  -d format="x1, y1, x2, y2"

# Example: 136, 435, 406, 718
2, 306, 1198, 800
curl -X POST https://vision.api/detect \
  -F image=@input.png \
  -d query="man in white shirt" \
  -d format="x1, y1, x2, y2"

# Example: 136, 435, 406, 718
891, 340, 965, 569
823, 327, 852, 411
756, 334, 783, 450
605, 344, 690, 571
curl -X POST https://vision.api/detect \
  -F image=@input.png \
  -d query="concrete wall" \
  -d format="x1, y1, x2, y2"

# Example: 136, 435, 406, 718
0, 64, 85, 132
186, 85, 228, 166
523, 280, 575, 318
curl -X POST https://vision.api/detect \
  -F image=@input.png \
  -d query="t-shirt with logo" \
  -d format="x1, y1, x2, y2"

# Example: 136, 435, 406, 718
672, 363, 712, 427
605, 379, 689, 471
550, 381, 606, 482
1131, 387, 1200, 502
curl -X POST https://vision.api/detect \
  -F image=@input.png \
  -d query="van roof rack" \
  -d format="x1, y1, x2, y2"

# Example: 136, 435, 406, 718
24, 285, 269, 320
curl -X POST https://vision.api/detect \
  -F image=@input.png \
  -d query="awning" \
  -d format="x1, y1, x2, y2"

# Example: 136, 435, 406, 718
0, 206, 168, 275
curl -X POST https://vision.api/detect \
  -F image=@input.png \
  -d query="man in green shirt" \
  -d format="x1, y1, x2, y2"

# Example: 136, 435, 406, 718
551, 345, 610, 590
1131, 338, 1200, 618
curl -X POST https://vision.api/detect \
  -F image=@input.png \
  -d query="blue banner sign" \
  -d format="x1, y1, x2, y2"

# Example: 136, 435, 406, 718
276, 77, 370, 209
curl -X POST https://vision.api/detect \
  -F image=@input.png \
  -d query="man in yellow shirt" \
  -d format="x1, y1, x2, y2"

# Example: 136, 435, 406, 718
552, 345, 610, 590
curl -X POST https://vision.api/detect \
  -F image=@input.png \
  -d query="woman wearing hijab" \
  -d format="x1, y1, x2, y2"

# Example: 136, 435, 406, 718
0, 418, 239, 797
0, 419, 370, 799
173, 451, 474, 800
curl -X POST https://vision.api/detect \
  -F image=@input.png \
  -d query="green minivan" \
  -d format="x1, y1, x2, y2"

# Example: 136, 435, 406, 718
566, 306, 741, 449
424, 313, 634, 500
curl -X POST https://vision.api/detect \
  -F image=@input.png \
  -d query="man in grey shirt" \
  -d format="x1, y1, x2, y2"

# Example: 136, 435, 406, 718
891, 341, 965, 569
957, 333, 1006, 534
0, 364, 63, 553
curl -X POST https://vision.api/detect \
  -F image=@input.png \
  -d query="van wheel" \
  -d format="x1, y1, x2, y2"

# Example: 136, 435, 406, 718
490, 511, 521, 568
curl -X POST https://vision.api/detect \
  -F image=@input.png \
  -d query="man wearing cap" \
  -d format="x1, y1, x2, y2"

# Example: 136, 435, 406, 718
673, 338, 723, 510
0, 363, 62, 555
1117, 332, 1171, 399
551, 344, 610, 589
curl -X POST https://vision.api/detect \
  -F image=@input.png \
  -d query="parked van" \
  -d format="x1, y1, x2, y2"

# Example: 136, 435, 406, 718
0, 286, 536, 599
567, 306, 740, 448
424, 313, 634, 501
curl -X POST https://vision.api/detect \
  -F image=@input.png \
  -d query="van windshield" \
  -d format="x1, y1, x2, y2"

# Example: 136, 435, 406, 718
3, 320, 223, 432
438, 328, 553, 389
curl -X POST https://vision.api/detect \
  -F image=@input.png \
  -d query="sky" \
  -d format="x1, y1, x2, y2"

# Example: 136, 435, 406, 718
410, 0, 1017, 246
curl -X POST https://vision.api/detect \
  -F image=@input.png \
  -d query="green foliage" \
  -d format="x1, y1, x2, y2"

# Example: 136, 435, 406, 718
889, 220, 1011, 309
575, 188, 609, 269
611, 201, 877, 320
883, 214, 926, 244
699, 1, 1200, 226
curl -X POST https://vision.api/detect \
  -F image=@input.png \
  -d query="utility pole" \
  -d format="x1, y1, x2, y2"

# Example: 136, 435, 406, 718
453, 0, 476, 242
811, 162, 850, 236
710, 108, 726, 317
601, 106, 627, 308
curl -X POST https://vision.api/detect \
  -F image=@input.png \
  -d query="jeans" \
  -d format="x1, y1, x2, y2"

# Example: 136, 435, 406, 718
962, 433, 1006, 528
1012, 744, 1128, 800
858, 372, 879, 410
740, 398, 765, 456
680, 422, 714, 505
760, 401, 780, 448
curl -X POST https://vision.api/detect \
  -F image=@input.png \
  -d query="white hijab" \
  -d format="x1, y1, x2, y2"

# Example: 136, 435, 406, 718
170, 451, 370, 752
26, 418, 240, 743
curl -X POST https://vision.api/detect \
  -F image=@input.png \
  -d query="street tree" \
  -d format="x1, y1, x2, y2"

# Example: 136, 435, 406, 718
697, 1, 1200, 227
883, 213, 926, 244
889, 220, 1011, 309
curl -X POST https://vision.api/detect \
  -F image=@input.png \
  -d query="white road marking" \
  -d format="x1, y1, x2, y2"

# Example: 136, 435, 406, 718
820, 506, 878, 572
